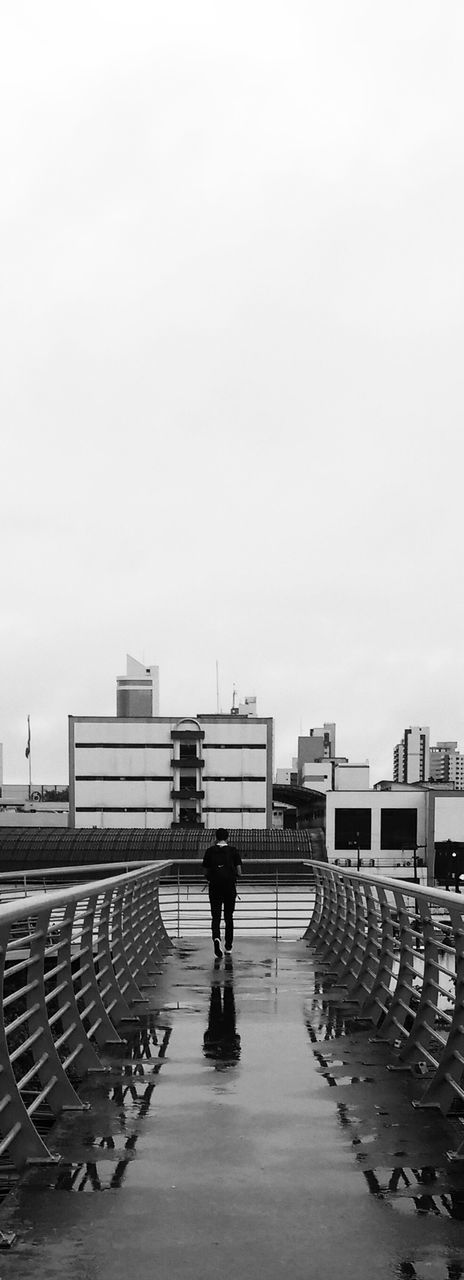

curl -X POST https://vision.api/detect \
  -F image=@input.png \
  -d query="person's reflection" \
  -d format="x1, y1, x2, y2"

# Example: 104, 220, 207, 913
203, 972, 241, 1070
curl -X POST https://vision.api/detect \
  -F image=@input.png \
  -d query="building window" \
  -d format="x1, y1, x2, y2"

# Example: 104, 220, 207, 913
179, 775, 198, 795
380, 808, 417, 850
178, 808, 202, 827
203, 744, 266, 750
334, 809, 372, 850
75, 775, 171, 782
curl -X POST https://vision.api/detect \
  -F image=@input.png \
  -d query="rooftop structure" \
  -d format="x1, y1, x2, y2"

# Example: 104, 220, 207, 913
116, 654, 159, 718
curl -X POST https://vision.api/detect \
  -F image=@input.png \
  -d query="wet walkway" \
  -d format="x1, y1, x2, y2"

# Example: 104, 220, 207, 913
1, 939, 464, 1279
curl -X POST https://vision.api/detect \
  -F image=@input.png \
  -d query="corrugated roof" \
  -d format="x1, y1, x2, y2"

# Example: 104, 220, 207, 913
0, 826, 321, 869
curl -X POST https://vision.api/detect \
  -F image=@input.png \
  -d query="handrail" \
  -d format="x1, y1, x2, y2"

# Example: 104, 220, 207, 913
158, 864, 315, 940
0, 861, 173, 924
0, 858, 308, 882
304, 861, 464, 1156
0, 861, 173, 1171
0, 860, 158, 884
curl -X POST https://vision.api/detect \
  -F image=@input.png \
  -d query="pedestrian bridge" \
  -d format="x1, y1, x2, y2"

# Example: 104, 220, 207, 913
1, 862, 464, 1279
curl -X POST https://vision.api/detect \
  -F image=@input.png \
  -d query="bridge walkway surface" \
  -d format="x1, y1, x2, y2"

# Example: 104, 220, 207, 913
1, 938, 464, 1280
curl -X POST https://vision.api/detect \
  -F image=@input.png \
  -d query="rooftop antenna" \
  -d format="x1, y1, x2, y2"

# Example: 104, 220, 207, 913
216, 660, 220, 714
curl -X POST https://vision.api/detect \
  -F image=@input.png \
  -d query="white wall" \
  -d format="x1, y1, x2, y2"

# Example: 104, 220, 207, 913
71, 715, 271, 829
0, 812, 68, 827
301, 763, 332, 793
275, 768, 292, 785
434, 795, 464, 842
326, 790, 427, 870
334, 763, 369, 790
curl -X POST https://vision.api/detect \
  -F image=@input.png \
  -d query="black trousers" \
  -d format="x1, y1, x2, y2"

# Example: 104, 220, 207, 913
208, 883, 237, 949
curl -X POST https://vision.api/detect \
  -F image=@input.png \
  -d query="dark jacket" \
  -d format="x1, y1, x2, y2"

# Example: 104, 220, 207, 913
203, 842, 242, 887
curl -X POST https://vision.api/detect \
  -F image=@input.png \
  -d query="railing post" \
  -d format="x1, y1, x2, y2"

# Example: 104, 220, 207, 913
414, 902, 464, 1114
275, 865, 279, 942
177, 865, 181, 940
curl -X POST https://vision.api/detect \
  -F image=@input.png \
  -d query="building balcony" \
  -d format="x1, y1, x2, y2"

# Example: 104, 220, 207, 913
173, 757, 204, 769
170, 820, 205, 829
171, 730, 205, 741
171, 789, 205, 801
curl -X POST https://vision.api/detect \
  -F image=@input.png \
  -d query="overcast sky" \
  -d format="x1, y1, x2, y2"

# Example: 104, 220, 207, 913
1, 1, 464, 785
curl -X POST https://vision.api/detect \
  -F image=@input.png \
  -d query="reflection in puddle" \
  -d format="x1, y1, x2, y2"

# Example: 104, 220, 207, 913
203, 975, 241, 1071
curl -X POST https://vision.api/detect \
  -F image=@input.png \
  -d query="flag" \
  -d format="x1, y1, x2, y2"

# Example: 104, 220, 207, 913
25, 716, 31, 759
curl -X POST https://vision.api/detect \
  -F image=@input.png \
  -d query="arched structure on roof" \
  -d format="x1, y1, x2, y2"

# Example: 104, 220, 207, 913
272, 783, 325, 809
0, 825, 323, 870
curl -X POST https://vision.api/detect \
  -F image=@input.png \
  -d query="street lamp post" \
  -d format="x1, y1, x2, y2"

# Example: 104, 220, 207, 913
402, 843, 426, 883
347, 833, 361, 871
451, 849, 460, 893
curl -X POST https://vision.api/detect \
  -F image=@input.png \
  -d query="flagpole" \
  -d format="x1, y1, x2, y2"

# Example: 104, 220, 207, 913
26, 716, 31, 799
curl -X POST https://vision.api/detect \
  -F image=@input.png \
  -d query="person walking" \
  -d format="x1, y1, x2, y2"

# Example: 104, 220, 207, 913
202, 828, 242, 959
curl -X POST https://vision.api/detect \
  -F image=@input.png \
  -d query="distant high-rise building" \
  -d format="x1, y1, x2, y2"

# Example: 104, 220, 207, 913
393, 726, 430, 784
116, 655, 159, 718
429, 740, 464, 789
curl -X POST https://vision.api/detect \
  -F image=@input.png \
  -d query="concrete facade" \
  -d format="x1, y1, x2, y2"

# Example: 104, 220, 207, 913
0, 783, 69, 827
393, 725, 430, 784
69, 713, 273, 830
297, 723, 335, 777
325, 788, 429, 875
116, 655, 160, 718
432, 790, 464, 843
300, 760, 369, 793
430, 741, 464, 789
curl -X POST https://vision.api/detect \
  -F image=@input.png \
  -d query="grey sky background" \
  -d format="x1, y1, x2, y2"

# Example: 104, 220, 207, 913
1, 1, 463, 785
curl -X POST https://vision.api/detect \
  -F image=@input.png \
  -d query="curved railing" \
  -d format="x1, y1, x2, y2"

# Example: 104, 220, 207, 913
0, 861, 172, 1170
305, 861, 464, 1147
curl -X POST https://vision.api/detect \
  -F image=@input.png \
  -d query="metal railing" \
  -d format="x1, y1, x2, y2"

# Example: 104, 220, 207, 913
0, 861, 172, 1171
305, 861, 464, 1156
159, 861, 315, 940
6, 856, 464, 1169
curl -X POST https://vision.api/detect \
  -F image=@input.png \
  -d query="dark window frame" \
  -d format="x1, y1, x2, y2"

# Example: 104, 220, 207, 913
334, 808, 372, 851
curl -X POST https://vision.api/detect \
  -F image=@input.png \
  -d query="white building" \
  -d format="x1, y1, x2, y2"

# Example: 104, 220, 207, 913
0, 782, 68, 827
325, 788, 429, 877
116, 655, 159, 718
300, 760, 369, 793
449, 752, 464, 789
429, 741, 464, 789
275, 767, 297, 786
393, 726, 430, 784
69, 712, 273, 830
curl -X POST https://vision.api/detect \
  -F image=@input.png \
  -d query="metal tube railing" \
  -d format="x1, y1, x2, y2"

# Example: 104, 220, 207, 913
304, 861, 464, 1154
0, 861, 172, 1171
158, 860, 315, 941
